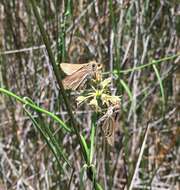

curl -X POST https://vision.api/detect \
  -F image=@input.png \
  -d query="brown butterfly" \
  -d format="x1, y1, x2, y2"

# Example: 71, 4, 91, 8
60, 61, 102, 90
98, 104, 120, 146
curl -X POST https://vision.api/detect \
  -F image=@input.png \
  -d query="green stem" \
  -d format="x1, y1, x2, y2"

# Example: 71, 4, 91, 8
119, 54, 180, 74
0, 87, 70, 132
28, 0, 96, 182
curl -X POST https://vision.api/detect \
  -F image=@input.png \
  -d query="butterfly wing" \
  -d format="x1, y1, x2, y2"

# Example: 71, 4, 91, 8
62, 65, 91, 90
102, 116, 115, 146
60, 63, 88, 75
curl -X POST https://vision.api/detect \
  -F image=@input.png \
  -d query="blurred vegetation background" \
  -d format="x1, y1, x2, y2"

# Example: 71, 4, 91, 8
0, 0, 179, 190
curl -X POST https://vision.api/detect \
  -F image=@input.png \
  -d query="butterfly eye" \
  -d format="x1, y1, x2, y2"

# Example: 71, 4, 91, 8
97, 63, 102, 70
92, 63, 96, 71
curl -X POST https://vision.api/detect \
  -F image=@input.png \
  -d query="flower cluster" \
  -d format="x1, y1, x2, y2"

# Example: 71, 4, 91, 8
76, 77, 120, 112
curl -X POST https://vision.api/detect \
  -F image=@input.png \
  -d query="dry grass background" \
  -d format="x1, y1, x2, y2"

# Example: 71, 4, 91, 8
0, 0, 179, 190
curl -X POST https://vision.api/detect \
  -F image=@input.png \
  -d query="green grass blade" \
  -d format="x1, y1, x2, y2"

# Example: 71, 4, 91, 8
0, 88, 71, 132
152, 64, 165, 110
111, 54, 180, 74
94, 182, 103, 190
89, 123, 95, 164
24, 107, 67, 172
80, 165, 87, 190
80, 134, 89, 164
120, 79, 133, 101
109, 0, 115, 31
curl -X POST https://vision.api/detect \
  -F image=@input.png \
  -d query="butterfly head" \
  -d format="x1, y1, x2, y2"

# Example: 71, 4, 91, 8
89, 61, 102, 81
90, 61, 102, 71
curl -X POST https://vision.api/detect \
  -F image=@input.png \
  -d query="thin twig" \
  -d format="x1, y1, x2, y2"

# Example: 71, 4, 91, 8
129, 124, 150, 190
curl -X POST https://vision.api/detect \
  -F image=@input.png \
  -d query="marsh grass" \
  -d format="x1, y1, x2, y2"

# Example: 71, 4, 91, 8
0, 0, 179, 189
